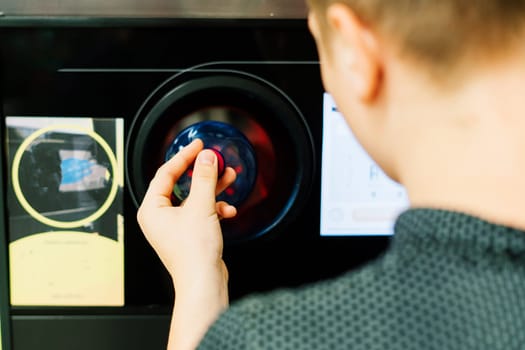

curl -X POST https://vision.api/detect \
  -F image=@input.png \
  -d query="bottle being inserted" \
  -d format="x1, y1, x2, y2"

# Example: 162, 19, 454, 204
165, 120, 257, 207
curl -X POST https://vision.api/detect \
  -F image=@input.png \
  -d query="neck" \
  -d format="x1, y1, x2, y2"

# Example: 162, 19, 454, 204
392, 53, 525, 230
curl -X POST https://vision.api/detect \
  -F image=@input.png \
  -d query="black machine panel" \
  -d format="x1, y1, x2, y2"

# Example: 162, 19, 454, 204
0, 19, 390, 349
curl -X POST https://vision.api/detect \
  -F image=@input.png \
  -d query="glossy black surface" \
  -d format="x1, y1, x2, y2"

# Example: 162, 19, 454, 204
0, 19, 390, 349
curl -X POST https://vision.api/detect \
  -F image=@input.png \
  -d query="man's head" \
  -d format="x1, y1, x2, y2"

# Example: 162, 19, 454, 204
307, 0, 525, 78
306, 0, 525, 183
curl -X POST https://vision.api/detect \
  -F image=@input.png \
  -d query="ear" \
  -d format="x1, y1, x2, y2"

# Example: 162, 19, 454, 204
308, 10, 320, 42
326, 3, 382, 102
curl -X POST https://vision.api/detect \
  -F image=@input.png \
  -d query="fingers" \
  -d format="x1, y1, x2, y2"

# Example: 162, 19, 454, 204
216, 201, 237, 219
141, 138, 240, 220
142, 139, 203, 208
216, 167, 237, 196
185, 149, 219, 213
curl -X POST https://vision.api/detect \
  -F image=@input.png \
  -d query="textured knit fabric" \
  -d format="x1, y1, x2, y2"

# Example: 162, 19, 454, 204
198, 208, 525, 350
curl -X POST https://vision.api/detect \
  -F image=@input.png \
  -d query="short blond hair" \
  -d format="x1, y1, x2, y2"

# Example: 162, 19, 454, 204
309, 0, 525, 73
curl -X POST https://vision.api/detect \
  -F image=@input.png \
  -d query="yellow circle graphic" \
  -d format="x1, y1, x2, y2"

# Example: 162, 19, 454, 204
12, 124, 119, 229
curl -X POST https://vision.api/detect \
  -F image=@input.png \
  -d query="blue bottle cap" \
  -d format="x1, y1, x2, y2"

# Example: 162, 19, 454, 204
165, 121, 257, 207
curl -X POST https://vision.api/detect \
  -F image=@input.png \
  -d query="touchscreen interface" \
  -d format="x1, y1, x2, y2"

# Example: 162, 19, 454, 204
320, 93, 409, 236
5, 117, 124, 306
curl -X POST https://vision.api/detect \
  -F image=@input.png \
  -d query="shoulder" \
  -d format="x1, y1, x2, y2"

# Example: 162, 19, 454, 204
198, 257, 401, 349
199, 208, 525, 349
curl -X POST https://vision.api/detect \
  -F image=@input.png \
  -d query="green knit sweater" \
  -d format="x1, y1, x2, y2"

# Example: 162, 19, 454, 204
199, 209, 525, 349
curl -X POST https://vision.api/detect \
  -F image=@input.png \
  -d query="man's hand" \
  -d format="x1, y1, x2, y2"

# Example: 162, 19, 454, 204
137, 138, 237, 350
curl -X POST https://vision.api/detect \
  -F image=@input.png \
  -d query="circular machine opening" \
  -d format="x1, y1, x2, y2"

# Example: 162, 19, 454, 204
126, 74, 314, 243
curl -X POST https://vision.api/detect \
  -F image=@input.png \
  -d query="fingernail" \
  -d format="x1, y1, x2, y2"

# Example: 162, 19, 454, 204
197, 150, 215, 165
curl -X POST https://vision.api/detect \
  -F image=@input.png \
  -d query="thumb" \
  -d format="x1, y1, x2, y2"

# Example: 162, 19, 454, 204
185, 149, 218, 213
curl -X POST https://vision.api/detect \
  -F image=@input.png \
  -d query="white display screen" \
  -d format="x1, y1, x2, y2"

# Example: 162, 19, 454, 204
320, 93, 409, 236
